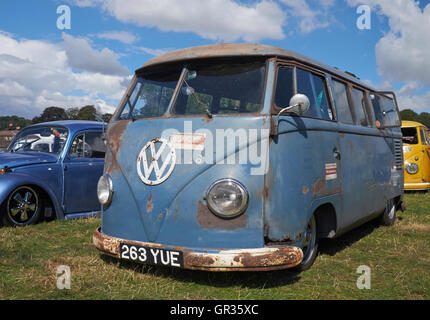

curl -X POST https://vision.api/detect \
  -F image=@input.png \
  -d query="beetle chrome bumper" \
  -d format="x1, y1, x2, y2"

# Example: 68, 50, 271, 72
93, 228, 303, 271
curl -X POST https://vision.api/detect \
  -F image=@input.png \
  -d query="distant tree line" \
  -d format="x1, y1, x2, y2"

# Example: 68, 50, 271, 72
1, 106, 113, 130
0, 116, 32, 131
400, 109, 430, 129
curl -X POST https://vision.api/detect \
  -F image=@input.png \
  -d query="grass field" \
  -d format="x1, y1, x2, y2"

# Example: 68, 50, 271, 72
0, 193, 429, 300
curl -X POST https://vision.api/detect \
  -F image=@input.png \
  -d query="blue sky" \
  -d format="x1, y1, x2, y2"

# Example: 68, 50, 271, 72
0, 0, 429, 118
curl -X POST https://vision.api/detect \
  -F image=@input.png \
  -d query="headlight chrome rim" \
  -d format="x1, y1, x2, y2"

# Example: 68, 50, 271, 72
205, 178, 249, 219
406, 163, 419, 175
97, 173, 114, 206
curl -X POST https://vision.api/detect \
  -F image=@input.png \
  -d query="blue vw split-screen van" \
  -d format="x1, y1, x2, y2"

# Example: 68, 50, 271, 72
93, 44, 404, 271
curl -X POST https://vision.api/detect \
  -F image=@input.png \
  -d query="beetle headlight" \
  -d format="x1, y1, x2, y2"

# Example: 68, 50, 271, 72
206, 179, 249, 219
406, 163, 419, 175
97, 174, 113, 206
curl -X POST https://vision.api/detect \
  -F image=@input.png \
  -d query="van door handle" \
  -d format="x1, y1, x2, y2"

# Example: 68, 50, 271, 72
333, 149, 341, 160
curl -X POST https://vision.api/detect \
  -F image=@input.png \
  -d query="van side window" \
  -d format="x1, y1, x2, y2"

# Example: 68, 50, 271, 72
419, 128, 430, 145
381, 96, 400, 127
332, 79, 354, 125
296, 68, 333, 121
350, 88, 368, 127
274, 67, 294, 109
370, 94, 400, 127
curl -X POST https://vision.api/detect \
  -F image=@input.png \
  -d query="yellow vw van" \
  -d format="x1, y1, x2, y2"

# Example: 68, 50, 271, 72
402, 121, 430, 191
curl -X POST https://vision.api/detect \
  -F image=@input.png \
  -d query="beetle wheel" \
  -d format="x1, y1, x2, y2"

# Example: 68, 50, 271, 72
3, 186, 42, 227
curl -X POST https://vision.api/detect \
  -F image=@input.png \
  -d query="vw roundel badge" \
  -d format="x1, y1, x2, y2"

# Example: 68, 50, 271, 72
137, 138, 176, 186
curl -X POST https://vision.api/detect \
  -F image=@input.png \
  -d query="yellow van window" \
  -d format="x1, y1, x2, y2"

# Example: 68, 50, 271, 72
402, 127, 418, 145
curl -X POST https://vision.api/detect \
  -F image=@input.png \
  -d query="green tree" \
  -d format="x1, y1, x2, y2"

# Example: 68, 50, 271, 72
102, 113, 113, 123
400, 109, 418, 122
66, 107, 80, 120
0, 116, 32, 130
32, 107, 67, 124
77, 105, 97, 121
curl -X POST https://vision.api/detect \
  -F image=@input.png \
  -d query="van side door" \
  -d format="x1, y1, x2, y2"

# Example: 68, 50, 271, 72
63, 131, 106, 214
266, 65, 341, 243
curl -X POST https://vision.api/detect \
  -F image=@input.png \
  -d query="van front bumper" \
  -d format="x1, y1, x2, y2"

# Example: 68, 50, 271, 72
404, 182, 430, 191
93, 228, 303, 271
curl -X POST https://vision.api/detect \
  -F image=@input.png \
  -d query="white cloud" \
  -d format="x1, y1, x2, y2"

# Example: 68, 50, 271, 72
280, 0, 335, 33
62, 33, 129, 76
94, 30, 138, 44
347, 0, 430, 112
138, 46, 172, 56
0, 31, 130, 118
75, 0, 286, 42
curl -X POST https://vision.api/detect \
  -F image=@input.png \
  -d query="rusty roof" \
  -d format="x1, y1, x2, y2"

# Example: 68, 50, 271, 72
138, 43, 377, 91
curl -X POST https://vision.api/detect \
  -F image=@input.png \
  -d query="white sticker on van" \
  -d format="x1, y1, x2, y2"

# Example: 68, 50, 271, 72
325, 163, 338, 181
169, 133, 206, 151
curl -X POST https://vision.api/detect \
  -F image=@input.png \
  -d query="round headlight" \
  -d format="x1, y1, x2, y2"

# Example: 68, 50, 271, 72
97, 174, 113, 206
206, 179, 249, 219
406, 163, 419, 175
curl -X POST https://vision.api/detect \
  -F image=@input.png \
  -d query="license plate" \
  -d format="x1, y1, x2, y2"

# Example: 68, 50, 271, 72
120, 243, 184, 268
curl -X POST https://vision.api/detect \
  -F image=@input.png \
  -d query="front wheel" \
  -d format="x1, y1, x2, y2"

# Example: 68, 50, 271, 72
296, 215, 318, 271
1, 186, 42, 227
380, 199, 396, 226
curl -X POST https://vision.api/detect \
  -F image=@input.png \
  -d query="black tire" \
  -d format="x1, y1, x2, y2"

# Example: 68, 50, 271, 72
296, 215, 318, 271
1, 186, 43, 227
380, 199, 396, 226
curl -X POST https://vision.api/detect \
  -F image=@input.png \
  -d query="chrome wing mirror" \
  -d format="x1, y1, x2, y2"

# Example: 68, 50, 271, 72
273, 94, 310, 136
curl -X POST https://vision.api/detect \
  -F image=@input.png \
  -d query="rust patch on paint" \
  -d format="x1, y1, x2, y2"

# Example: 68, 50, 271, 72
146, 194, 154, 213
259, 162, 274, 200
312, 177, 327, 196
197, 201, 247, 230
106, 120, 130, 175
302, 186, 310, 195
185, 254, 215, 267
